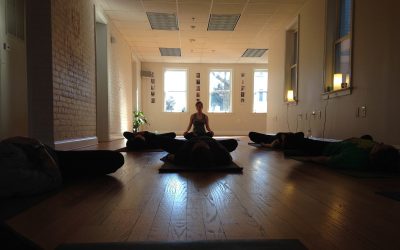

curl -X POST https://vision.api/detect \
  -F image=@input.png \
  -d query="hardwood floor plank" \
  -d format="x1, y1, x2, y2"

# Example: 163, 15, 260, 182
6, 137, 400, 250
127, 180, 170, 241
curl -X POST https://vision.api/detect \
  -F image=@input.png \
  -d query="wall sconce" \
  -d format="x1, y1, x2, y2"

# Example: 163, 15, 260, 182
333, 73, 342, 91
287, 90, 294, 102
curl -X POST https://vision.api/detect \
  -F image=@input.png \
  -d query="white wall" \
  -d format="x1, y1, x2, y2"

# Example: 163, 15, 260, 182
267, 0, 400, 145
141, 62, 267, 135
95, 4, 139, 141
107, 22, 133, 140
95, 22, 109, 142
267, 0, 326, 136
132, 54, 141, 112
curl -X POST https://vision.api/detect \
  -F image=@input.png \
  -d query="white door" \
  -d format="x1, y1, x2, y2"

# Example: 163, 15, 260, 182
0, 0, 27, 139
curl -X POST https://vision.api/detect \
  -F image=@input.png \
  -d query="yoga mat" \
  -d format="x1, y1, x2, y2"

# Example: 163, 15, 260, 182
288, 156, 400, 179
56, 239, 308, 250
337, 170, 400, 179
159, 155, 243, 173
376, 191, 400, 201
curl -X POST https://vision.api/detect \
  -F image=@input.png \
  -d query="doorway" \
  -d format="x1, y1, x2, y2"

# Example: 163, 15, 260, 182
95, 21, 109, 141
0, 0, 27, 138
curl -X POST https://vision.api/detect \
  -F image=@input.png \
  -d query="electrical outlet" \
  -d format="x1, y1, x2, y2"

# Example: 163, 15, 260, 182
360, 106, 367, 118
317, 111, 322, 120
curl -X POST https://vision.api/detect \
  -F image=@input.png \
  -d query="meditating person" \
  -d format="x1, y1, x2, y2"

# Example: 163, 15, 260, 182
184, 101, 214, 140
158, 136, 238, 167
123, 131, 176, 151
284, 136, 399, 171
248, 131, 305, 149
0, 136, 124, 198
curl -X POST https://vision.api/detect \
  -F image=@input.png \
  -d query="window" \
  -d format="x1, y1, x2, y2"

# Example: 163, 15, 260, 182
209, 70, 232, 113
284, 18, 299, 103
324, 0, 353, 96
253, 70, 268, 113
164, 69, 187, 112
333, 0, 352, 90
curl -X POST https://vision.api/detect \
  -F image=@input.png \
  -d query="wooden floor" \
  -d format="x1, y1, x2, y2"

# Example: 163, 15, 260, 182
7, 136, 400, 250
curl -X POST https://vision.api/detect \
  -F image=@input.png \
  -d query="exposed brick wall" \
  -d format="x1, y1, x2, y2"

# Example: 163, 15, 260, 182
52, 0, 96, 141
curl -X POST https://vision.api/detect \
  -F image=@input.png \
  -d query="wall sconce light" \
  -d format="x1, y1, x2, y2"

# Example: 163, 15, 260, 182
287, 89, 294, 102
333, 73, 342, 91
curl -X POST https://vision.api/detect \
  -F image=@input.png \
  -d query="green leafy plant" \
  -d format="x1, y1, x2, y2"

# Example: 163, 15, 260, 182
133, 111, 149, 132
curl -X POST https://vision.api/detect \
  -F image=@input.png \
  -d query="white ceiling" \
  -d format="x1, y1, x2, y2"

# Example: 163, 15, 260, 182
96, 0, 308, 64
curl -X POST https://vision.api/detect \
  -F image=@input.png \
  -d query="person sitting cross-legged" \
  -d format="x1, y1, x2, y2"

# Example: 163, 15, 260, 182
184, 101, 214, 140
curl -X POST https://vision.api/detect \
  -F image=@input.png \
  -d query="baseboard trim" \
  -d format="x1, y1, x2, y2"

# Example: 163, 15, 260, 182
109, 134, 124, 141
54, 136, 98, 150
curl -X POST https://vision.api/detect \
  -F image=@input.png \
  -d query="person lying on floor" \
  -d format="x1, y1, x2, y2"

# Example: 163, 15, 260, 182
248, 131, 305, 149
123, 131, 176, 151
158, 136, 238, 167
283, 136, 399, 171
0, 136, 124, 198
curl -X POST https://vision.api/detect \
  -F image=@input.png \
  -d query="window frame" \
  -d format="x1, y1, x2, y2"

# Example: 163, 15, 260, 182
252, 69, 268, 113
323, 0, 354, 99
284, 16, 299, 104
208, 69, 233, 113
163, 68, 188, 113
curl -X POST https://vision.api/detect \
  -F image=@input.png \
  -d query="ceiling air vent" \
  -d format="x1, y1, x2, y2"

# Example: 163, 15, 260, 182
241, 48, 268, 57
146, 12, 179, 30
159, 48, 181, 57
207, 14, 240, 31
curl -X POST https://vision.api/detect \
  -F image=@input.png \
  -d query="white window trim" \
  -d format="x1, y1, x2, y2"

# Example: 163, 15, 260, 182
163, 68, 188, 113
208, 69, 233, 113
322, 0, 353, 98
253, 69, 268, 113
284, 16, 299, 104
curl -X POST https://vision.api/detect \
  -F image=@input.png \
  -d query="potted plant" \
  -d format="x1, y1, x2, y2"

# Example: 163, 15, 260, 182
133, 111, 149, 132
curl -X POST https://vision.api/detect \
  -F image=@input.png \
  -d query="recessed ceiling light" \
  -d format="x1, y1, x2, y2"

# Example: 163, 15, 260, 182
146, 12, 179, 30
159, 48, 181, 57
207, 14, 240, 31
242, 49, 268, 57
